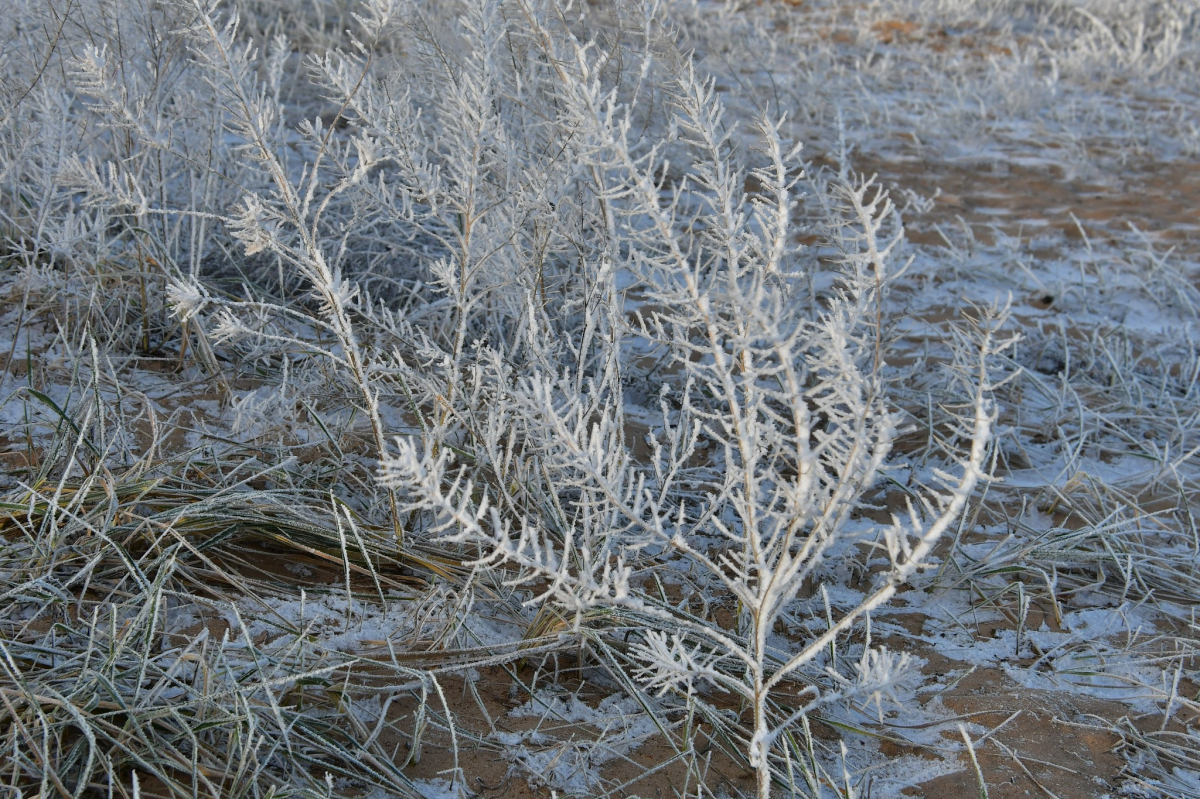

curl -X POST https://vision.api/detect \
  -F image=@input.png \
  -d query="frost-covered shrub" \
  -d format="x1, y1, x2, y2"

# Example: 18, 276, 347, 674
344, 3, 1005, 795
0, 0, 1008, 796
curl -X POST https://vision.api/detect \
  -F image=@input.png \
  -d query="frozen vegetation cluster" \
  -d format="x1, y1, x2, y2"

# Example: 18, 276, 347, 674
0, 0, 1198, 797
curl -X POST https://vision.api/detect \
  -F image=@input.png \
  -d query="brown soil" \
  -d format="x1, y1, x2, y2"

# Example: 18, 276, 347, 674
362, 665, 759, 799
907, 667, 1128, 799
854, 151, 1200, 247
319, 631, 1141, 798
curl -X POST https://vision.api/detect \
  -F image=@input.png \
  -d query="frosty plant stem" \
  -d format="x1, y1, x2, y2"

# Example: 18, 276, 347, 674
181, 0, 404, 543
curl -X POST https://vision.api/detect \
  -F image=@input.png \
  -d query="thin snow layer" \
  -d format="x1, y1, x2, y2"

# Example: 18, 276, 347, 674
218, 587, 529, 662
500, 692, 661, 793
363, 781, 464, 799
913, 584, 1177, 711
410, 778, 466, 799
838, 734, 965, 796
224, 590, 427, 653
